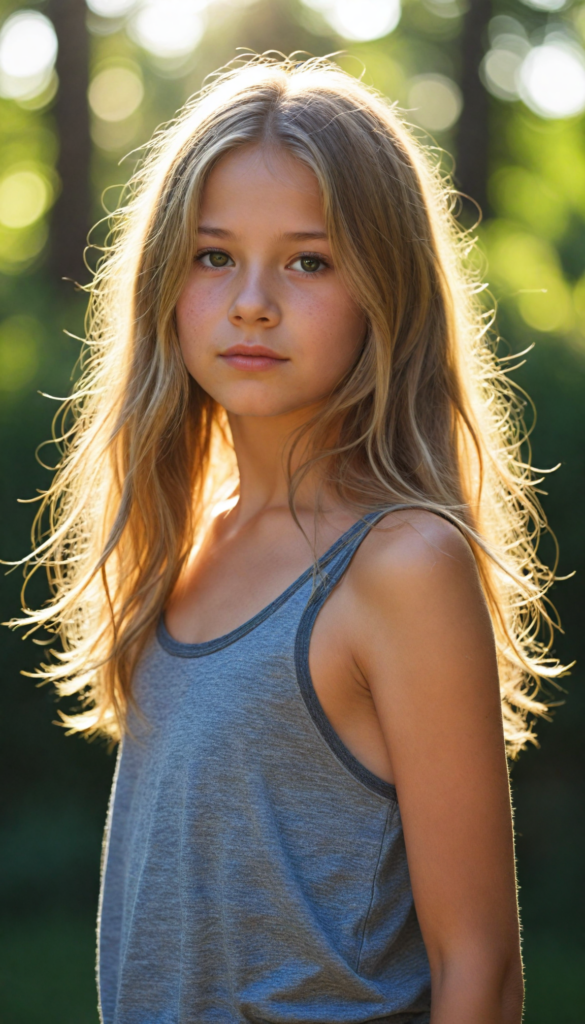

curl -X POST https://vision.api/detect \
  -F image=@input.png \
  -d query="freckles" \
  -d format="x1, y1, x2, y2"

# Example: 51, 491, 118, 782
294, 286, 341, 326
177, 285, 217, 337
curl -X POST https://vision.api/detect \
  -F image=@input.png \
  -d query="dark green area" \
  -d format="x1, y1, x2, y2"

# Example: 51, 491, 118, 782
1, 0, 584, 1021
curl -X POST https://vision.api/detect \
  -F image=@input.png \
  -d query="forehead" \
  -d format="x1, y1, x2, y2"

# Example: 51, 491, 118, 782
199, 145, 325, 229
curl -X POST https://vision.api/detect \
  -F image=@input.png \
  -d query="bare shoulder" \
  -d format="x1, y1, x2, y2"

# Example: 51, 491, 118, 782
353, 507, 479, 584
348, 508, 486, 618
345, 508, 498, 714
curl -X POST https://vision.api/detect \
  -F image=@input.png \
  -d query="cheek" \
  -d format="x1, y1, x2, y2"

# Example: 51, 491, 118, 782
176, 278, 212, 347
175, 277, 223, 382
304, 288, 366, 377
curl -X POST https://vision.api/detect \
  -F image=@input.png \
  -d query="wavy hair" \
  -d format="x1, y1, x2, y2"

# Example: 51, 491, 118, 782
13, 54, 564, 754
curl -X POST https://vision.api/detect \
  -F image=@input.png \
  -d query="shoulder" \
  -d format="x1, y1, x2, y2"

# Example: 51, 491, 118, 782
354, 508, 480, 588
348, 508, 487, 625
344, 509, 498, 705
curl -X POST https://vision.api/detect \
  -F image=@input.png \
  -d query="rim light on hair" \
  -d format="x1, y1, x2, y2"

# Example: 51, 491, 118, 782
12, 54, 565, 755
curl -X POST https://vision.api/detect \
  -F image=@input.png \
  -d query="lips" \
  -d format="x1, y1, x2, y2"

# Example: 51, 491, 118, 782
219, 344, 288, 371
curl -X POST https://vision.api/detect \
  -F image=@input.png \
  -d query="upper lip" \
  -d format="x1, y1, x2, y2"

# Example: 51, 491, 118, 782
220, 344, 288, 359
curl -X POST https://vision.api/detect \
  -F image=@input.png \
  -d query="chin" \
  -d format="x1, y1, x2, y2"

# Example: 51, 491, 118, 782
222, 399, 309, 418
210, 383, 315, 419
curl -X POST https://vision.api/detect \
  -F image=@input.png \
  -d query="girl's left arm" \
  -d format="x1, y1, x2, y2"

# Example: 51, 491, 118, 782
353, 513, 524, 1024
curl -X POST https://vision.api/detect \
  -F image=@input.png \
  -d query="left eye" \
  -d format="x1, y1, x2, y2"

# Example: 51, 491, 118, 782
198, 251, 234, 268
290, 255, 327, 273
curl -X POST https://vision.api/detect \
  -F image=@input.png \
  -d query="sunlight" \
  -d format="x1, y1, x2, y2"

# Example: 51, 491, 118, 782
86, 0, 137, 16
330, 0, 401, 40
0, 11, 58, 101
520, 43, 585, 119
480, 16, 529, 101
519, 0, 565, 10
301, 0, 401, 41
481, 39, 529, 101
130, 0, 207, 58
407, 74, 462, 132
88, 66, 144, 122
0, 170, 50, 230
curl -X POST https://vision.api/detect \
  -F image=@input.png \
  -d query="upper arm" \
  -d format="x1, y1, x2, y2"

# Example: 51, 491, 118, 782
350, 512, 520, 968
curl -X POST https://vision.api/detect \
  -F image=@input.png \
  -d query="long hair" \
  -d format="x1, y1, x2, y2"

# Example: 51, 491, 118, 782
14, 54, 563, 754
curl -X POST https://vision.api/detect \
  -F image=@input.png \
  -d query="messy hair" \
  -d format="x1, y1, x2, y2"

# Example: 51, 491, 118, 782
14, 54, 563, 753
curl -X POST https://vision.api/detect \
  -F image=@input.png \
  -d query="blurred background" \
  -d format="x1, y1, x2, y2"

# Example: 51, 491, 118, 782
0, 0, 583, 1020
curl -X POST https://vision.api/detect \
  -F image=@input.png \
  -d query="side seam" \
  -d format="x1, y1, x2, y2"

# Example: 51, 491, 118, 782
355, 800, 398, 974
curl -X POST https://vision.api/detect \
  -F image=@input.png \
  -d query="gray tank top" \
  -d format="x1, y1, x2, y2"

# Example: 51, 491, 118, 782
98, 511, 431, 1024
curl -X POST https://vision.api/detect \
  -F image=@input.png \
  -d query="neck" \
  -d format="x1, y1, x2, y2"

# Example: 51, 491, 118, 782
226, 405, 328, 526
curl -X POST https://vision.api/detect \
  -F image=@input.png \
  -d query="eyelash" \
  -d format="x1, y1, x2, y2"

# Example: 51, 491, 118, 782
289, 252, 330, 275
196, 249, 234, 269
195, 248, 331, 275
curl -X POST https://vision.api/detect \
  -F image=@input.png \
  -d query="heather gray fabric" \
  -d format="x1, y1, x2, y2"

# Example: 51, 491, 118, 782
98, 511, 431, 1024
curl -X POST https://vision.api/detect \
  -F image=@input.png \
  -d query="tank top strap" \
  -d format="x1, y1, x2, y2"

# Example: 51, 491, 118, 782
312, 502, 458, 600
295, 503, 449, 801
294, 506, 403, 802
310, 506, 396, 602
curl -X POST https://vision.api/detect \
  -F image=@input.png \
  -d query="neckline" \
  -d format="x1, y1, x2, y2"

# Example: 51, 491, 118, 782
157, 513, 375, 659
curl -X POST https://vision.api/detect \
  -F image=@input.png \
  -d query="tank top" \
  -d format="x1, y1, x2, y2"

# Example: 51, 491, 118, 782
98, 510, 431, 1024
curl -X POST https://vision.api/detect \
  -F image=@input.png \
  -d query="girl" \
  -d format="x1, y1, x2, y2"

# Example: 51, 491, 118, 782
18, 55, 562, 1024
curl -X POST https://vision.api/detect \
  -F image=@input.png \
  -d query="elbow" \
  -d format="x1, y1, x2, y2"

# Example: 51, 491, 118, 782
429, 943, 524, 1023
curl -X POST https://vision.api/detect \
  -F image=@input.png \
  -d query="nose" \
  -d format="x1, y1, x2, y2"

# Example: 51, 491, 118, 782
228, 269, 281, 329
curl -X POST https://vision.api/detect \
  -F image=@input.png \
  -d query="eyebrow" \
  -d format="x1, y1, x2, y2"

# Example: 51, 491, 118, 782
197, 225, 328, 242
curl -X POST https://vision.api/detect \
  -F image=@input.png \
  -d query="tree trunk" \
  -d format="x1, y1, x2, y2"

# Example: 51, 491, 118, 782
455, 0, 492, 222
48, 0, 91, 286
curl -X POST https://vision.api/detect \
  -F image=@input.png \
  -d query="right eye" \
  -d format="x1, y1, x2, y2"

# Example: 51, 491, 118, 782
197, 250, 234, 269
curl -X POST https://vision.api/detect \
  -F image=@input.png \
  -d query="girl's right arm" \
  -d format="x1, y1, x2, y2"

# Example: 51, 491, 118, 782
349, 512, 524, 1024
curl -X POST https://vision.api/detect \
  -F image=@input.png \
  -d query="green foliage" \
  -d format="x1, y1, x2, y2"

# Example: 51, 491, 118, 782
0, 0, 583, 1020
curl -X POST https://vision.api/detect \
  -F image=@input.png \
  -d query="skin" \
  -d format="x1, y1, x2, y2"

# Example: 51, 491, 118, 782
168, 143, 524, 1023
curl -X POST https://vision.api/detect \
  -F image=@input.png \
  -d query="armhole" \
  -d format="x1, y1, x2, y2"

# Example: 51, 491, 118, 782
296, 503, 467, 803
294, 516, 397, 803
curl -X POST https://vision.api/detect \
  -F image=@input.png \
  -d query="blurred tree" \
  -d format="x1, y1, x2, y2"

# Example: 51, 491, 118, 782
456, 0, 491, 219
47, 0, 91, 285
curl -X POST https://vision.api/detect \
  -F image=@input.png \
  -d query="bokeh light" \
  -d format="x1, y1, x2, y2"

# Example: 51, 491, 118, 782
407, 74, 462, 132
301, 0, 401, 42
518, 280, 573, 332
0, 315, 41, 392
88, 66, 144, 122
520, 43, 585, 119
0, 10, 58, 101
485, 224, 574, 333
0, 220, 48, 273
0, 170, 51, 230
481, 19, 529, 102
519, 0, 565, 10
91, 118, 141, 153
130, 0, 207, 58
330, 0, 401, 40
423, 0, 462, 19
489, 166, 568, 241
573, 272, 585, 327
86, 0, 137, 16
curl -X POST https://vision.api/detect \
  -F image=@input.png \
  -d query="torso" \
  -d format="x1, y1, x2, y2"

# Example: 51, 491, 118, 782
164, 505, 397, 786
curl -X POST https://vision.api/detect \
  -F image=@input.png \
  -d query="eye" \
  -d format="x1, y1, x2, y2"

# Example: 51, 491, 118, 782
289, 254, 329, 274
197, 249, 234, 269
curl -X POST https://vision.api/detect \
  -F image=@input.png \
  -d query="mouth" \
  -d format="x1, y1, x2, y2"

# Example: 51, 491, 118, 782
219, 344, 289, 372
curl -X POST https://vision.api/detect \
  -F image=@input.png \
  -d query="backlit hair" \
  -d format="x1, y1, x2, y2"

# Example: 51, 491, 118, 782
14, 54, 563, 754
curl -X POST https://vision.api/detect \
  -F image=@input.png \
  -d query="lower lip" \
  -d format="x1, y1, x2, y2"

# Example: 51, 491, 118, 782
220, 354, 287, 371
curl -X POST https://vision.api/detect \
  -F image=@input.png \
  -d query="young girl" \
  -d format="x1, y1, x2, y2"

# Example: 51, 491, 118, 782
19, 55, 561, 1024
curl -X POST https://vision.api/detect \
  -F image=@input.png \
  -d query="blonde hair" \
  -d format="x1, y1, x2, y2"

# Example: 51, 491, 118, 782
14, 54, 563, 754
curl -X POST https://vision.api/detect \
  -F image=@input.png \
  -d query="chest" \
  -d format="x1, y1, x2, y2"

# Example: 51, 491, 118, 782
164, 513, 356, 646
